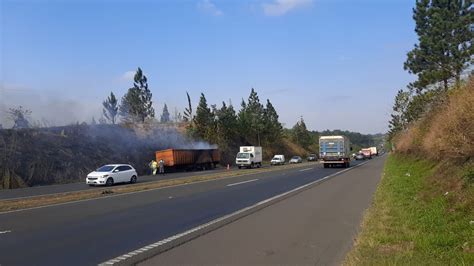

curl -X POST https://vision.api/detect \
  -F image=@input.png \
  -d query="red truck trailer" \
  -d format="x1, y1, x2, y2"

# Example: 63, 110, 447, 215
155, 149, 220, 170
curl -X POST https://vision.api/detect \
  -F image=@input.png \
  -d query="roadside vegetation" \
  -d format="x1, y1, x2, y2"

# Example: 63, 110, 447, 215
346, 154, 473, 265
348, 1, 473, 264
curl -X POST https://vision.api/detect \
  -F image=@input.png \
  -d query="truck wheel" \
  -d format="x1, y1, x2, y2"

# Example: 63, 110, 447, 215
238, 166, 241, 169
323, 164, 328, 168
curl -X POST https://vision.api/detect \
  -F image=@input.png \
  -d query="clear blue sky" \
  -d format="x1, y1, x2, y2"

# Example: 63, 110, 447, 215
1, 0, 416, 133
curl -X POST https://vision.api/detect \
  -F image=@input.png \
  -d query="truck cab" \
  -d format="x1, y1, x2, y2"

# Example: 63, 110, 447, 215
319, 135, 351, 168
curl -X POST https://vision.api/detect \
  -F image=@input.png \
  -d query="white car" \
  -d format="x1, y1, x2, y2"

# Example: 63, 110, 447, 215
271, 155, 285, 165
86, 164, 138, 186
289, 156, 303, 164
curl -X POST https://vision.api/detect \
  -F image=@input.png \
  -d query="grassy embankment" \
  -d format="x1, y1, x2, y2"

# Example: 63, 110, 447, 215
0, 161, 316, 213
346, 154, 473, 265
346, 79, 474, 265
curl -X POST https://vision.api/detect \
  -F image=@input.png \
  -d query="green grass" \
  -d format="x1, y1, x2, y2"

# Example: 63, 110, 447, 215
345, 154, 474, 266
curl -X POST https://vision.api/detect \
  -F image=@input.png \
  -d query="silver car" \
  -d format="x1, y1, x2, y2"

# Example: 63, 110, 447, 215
289, 156, 303, 164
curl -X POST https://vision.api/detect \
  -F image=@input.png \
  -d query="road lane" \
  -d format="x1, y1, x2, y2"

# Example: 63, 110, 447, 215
0, 159, 369, 266
142, 156, 386, 265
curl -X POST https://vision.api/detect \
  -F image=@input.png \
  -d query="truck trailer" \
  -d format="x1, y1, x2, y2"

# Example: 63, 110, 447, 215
319, 135, 351, 168
155, 148, 220, 171
236, 146, 262, 169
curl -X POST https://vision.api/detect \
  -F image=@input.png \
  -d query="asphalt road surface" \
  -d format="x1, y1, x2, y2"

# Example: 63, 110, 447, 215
142, 156, 385, 265
0, 158, 379, 266
0, 164, 274, 200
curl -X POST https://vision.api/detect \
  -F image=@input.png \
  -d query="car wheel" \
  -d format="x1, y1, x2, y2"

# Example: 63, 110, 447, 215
130, 175, 137, 184
106, 177, 114, 186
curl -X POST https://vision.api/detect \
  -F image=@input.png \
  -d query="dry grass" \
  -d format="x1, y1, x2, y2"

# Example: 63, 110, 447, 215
395, 78, 474, 162
0, 161, 315, 212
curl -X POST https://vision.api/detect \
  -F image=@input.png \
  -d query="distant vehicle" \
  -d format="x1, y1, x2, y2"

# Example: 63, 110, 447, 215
155, 149, 220, 170
307, 153, 318, 161
355, 153, 365, 160
360, 148, 372, 159
236, 146, 263, 169
369, 146, 378, 156
289, 156, 303, 164
271, 155, 285, 165
86, 164, 137, 186
319, 135, 351, 168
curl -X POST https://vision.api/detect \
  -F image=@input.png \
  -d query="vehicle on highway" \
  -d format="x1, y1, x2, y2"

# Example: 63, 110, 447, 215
369, 146, 378, 156
319, 135, 351, 168
155, 148, 220, 171
86, 164, 137, 186
289, 156, 303, 164
360, 148, 372, 159
271, 155, 285, 165
236, 146, 263, 169
355, 153, 365, 160
307, 153, 318, 161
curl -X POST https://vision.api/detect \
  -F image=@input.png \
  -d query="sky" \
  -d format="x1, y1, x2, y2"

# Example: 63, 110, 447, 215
0, 0, 417, 134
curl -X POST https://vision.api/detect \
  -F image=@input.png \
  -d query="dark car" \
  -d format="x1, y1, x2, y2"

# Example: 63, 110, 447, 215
307, 153, 318, 161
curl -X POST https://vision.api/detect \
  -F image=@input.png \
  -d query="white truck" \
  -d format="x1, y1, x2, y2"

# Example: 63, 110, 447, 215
369, 146, 378, 156
319, 135, 351, 168
236, 146, 262, 169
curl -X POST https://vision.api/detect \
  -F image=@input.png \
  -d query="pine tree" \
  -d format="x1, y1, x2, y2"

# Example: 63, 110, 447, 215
7, 106, 31, 129
193, 93, 213, 140
102, 92, 118, 124
239, 88, 265, 145
404, 0, 473, 91
183, 92, 193, 122
388, 89, 410, 139
160, 104, 170, 123
263, 99, 283, 143
119, 68, 155, 122
292, 116, 312, 148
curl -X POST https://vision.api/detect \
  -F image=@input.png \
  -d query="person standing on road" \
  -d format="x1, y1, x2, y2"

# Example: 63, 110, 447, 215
159, 159, 165, 175
150, 160, 158, 175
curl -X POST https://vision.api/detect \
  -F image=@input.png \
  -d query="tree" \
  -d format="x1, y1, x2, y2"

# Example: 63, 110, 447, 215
262, 99, 283, 143
193, 93, 214, 140
102, 92, 119, 124
160, 103, 171, 123
91, 117, 97, 125
7, 106, 31, 129
388, 89, 411, 139
183, 92, 193, 122
119, 67, 155, 122
292, 116, 312, 148
238, 89, 265, 145
404, 0, 473, 91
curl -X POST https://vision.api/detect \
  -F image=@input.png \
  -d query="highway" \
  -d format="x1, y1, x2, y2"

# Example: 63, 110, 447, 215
0, 158, 380, 266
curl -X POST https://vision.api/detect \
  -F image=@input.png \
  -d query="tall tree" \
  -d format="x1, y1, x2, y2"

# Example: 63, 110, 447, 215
7, 106, 31, 129
160, 103, 171, 123
388, 89, 411, 139
262, 99, 283, 143
119, 68, 155, 122
183, 91, 193, 122
102, 92, 118, 124
193, 93, 214, 140
292, 116, 312, 148
404, 0, 473, 91
239, 88, 265, 145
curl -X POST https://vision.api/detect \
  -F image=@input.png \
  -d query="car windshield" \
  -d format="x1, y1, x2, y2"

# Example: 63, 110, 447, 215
95, 165, 115, 172
237, 153, 250, 159
292, 156, 299, 160
309, 154, 316, 157
272, 157, 280, 160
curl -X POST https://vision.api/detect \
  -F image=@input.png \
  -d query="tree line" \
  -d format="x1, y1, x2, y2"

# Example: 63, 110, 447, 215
389, 0, 473, 139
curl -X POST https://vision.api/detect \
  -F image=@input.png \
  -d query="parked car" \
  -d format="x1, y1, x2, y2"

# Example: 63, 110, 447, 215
271, 155, 285, 165
355, 153, 365, 160
289, 156, 303, 164
86, 164, 138, 186
307, 153, 318, 161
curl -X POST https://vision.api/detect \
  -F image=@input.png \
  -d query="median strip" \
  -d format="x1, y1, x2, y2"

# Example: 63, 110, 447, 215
0, 162, 319, 213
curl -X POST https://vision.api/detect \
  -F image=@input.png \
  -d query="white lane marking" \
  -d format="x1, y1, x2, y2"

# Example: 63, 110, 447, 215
0, 163, 320, 214
299, 168, 313, 172
0, 230, 12, 234
226, 179, 259, 187
99, 159, 372, 265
